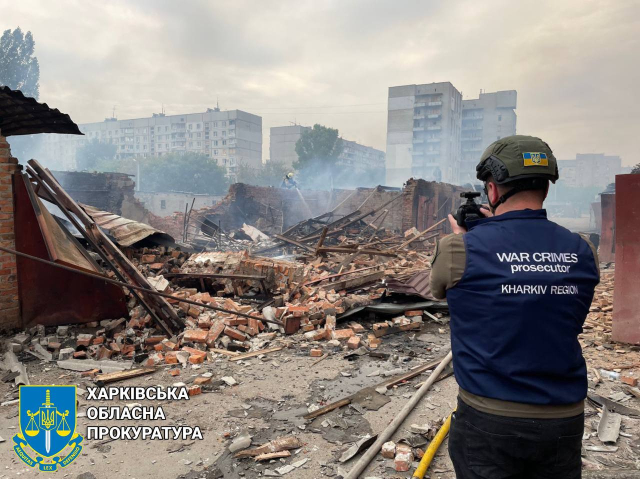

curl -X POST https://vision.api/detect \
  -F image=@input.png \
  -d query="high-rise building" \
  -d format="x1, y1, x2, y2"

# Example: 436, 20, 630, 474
269, 125, 385, 184
40, 108, 262, 177
558, 154, 624, 188
386, 82, 462, 186
460, 90, 517, 184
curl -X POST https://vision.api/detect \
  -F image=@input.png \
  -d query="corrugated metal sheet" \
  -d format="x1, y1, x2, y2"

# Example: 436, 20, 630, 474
82, 204, 174, 247
0, 86, 82, 137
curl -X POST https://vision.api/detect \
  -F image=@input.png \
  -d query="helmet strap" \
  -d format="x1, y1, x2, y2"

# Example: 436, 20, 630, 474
484, 183, 533, 213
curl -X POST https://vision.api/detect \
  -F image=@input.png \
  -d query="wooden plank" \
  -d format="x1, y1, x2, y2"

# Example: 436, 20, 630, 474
274, 234, 315, 253
321, 270, 385, 291
317, 246, 397, 257
373, 322, 422, 338
210, 348, 240, 357
394, 218, 447, 250
228, 346, 284, 362
303, 266, 379, 286
303, 398, 352, 420
94, 368, 155, 386
302, 356, 446, 420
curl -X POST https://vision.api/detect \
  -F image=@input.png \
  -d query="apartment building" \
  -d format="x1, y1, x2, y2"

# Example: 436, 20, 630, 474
386, 82, 462, 186
40, 108, 262, 177
460, 90, 517, 184
558, 154, 625, 188
269, 125, 385, 182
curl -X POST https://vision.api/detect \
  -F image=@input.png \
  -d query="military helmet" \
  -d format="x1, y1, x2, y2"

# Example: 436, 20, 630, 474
476, 135, 559, 184
287, 172, 294, 179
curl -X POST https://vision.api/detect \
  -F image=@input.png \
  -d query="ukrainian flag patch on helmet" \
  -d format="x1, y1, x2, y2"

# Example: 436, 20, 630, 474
523, 152, 548, 166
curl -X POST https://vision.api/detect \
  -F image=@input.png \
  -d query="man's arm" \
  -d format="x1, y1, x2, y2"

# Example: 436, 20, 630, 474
430, 233, 467, 299
579, 234, 600, 277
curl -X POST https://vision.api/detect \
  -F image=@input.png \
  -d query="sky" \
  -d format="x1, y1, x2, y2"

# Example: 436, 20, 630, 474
2, 0, 639, 166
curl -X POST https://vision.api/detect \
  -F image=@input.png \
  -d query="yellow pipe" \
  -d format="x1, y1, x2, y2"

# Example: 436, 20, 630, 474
412, 411, 454, 479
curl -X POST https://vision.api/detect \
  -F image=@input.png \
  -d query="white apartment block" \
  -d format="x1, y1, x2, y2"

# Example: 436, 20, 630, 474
386, 82, 462, 186
460, 90, 517, 184
269, 125, 385, 179
386, 83, 518, 186
40, 108, 262, 177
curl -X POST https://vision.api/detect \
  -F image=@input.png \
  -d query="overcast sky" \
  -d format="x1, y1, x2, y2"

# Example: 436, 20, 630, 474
2, 0, 638, 166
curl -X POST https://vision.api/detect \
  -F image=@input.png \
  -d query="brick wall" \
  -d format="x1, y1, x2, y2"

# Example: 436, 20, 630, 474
0, 131, 21, 330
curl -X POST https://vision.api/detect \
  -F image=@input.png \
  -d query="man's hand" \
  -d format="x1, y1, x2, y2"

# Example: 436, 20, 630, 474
480, 205, 493, 218
448, 214, 467, 234
448, 206, 493, 234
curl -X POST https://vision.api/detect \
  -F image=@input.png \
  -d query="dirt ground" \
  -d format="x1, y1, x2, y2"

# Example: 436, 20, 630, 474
1, 267, 639, 479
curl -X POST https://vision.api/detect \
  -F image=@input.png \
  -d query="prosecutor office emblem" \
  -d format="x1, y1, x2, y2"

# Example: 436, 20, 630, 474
523, 152, 549, 166
13, 385, 83, 471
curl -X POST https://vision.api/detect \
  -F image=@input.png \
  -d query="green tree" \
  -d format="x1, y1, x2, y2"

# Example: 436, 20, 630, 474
1, 28, 41, 163
76, 139, 117, 171
93, 152, 230, 195
293, 124, 343, 188
237, 160, 290, 187
0, 27, 40, 98
631, 163, 640, 174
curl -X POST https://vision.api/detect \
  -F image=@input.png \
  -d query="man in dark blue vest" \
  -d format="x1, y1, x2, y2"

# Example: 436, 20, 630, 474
430, 135, 599, 478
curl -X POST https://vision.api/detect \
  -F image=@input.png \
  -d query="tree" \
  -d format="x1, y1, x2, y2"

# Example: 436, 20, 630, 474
92, 152, 230, 195
293, 124, 343, 188
236, 160, 290, 187
631, 163, 640, 174
76, 139, 117, 171
0, 27, 40, 98
139, 153, 230, 195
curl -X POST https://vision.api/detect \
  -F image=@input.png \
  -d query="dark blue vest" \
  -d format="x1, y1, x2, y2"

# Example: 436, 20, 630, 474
447, 209, 599, 405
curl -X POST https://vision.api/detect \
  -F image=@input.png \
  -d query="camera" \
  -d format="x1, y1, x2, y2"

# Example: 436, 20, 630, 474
454, 192, 484, 227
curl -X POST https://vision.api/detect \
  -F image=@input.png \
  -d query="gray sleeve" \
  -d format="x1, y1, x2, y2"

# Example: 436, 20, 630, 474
430, 234, 467, 300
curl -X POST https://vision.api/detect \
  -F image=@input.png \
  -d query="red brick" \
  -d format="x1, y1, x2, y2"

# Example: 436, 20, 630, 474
189, 354, 205, 364
404, 310, 423, 317
141, 254, 156, 263
187, 385, 202, 396
206, 321, 225, 346
332, 329, 355, 340
310, 348, 323, 357
183, 329, 208, 343
224, 326, 248, 342
182, 346, 207, 358
73, 351, 87, 359
194, 376, 212, 385
145, 335, 167, 345
622, 376, 638, 387
165, 351, 178, 364
347, 336, 361, 349
168, 369, 180, 376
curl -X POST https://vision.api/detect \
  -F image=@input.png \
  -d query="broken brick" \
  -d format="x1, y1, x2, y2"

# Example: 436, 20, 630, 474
224, 326, 248, 342
347, 336, 361, 350
187, 385, 202, 396
332, 329, 355, 340
183, 329, 208, 343
310, 348, 323, 357
622, 376, 638, 387
206, 321, 226, 346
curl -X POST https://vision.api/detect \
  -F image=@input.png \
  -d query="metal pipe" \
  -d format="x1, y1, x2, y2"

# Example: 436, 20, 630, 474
344, 351, 453, 479
0, 245, 284, 327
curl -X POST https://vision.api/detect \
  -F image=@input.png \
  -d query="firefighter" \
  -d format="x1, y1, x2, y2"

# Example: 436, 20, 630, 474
281, 172, 298, 189
430, 135, 600, 479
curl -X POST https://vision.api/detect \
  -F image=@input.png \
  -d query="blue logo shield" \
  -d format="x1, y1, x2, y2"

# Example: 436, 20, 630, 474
14, 385, 83, 471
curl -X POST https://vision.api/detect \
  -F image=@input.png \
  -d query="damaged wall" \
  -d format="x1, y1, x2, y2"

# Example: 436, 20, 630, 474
53, 170, 151, 223
150, 179, 465, 241
0, 130, 20, 330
